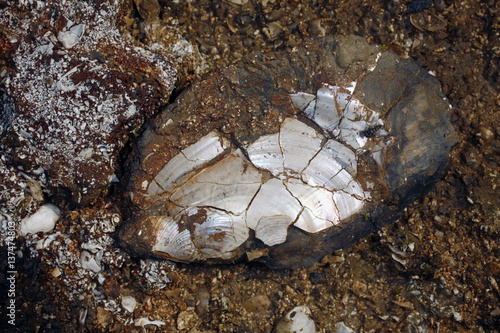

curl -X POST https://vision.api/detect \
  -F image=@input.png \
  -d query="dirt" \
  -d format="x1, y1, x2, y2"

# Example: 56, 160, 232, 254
1, 0, 499, 332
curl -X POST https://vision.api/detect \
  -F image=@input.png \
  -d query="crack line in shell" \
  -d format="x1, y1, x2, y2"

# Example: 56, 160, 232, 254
141, 83, 385, 261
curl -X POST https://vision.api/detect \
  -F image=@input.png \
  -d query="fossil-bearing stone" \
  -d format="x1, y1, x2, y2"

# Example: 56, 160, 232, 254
0, 0, 176, 206
118, 35, 457, 269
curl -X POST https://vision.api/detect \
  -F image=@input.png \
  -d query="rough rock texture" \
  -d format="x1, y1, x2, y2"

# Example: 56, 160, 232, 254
0, 0, 176, 213
118, 35, 457, 268
1, 0, 498, 331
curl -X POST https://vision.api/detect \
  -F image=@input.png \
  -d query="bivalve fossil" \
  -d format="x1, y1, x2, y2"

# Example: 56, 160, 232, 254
118, 35, 457, 268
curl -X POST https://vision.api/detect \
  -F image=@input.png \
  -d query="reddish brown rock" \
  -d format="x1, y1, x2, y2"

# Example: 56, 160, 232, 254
0, 0, 176, 208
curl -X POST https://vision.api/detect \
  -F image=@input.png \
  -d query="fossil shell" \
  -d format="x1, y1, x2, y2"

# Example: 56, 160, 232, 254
169, 150, 262, 215
153, 207, 249, 261
148, 131, 230, 197
118, 35, 457, 268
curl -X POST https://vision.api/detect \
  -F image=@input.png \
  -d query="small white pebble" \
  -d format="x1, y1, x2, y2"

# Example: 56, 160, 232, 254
51, 267, 62, 278
19, 204, 61, 235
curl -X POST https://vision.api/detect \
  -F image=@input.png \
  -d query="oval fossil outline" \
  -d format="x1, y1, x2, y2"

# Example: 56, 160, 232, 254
118, 36, 457, 269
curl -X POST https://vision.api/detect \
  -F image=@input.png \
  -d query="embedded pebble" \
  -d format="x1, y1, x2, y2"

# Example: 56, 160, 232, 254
478, 126, 494, 140
242, 294, 272, 313
177, 308, 198, 330
195, 287, 211, 317
335, 35, 372, 69
133, 0, 161, 22
96, 307, 112, 328
51, 267, 62, 278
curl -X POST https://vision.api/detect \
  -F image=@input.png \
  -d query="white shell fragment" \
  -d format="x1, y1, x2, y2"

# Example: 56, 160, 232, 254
290, 92, 315, 112
313, 85, 341, 131
58, 24, 85, 49
280, 118, 323, 174
80, 250, 102, 273
333, 191, 364, 220
286, 181, 340, 233
274, 305, 317, 333
19, 204, 61, 236
304, 83, 385, 150
170, 150, 262, 215
153, 216, 199, 262
138, 83, 386, 262
135, 318, 166, 328
247, 132, 284, 176
192, 208, 249, 259
121, 295, 137, 313
149, 131, 230, 196
336, 322, 356, 333
247, 178, 301, 246
154, 208, 249, 260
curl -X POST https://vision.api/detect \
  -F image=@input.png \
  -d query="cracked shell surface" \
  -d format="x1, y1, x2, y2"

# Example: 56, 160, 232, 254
118, 36, 457, 269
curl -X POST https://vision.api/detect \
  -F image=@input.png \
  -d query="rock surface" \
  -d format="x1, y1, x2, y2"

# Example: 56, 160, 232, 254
118, 35, 457, 268
1, 0, 498, 331
0, 0, 176, 212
